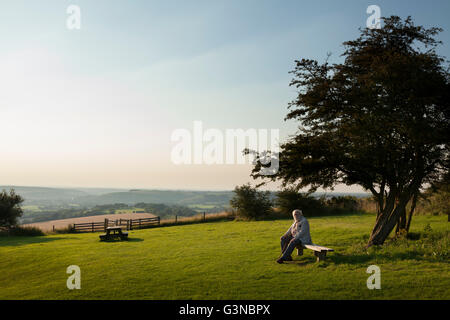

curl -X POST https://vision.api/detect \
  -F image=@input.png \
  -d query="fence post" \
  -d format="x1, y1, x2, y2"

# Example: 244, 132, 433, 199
53, 225, 55, 232
203, 212, 206, 221
175, 215, 177, 223
92, 222, 94, 233
139, 219, 141, 229
104, 219, 108, 231
158, 216, 160, 226
130, 220, 133, 230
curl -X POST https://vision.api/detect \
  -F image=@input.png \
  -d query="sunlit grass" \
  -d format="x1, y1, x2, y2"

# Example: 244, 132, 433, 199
0, 214, 448, 299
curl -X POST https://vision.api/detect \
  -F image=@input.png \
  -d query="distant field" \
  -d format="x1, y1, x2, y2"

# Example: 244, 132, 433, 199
21, 205, 41, 212
1, 214, 448, 299
22, 213, 156, 232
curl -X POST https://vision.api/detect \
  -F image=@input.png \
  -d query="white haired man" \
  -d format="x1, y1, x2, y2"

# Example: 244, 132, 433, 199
277, 209, 312, 264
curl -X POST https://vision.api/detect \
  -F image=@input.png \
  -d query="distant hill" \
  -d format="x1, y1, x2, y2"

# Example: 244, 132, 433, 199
0, 186, 91, 206
71, 190, 235, 207
1, 185, 370, 209
0, 186, 234, 206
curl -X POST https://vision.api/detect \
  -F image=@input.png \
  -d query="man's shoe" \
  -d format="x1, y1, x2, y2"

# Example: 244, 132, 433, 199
276, 258, 285, 264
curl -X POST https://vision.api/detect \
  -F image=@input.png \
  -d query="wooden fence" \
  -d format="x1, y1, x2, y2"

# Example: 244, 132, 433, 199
70, 212, 234, 233
72, 217, 160, 233
127, 217, 160, 230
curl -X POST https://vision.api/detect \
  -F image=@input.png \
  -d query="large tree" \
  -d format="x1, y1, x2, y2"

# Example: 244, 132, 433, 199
249, 16, 450, 247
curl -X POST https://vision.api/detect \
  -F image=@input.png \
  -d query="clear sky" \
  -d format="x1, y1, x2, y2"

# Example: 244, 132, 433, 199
0, 0, 449, 191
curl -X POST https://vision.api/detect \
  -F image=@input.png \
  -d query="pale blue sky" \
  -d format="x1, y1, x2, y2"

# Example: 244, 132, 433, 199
0, 1, 449, 191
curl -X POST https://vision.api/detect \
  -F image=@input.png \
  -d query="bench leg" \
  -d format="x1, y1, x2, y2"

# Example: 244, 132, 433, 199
314, 251, 327, 262
297, 247, 303, 256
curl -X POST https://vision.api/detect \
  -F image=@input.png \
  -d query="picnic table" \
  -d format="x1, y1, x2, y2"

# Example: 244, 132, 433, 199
99, 226, 128, 241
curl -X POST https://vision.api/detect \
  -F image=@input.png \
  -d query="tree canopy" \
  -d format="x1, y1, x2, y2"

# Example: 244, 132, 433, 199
249, 16, 450, 246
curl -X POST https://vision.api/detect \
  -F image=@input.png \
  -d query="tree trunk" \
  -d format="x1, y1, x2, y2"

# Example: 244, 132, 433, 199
395, 205, 407, 235
367, 194, 409, 247
405, 192, 418, 232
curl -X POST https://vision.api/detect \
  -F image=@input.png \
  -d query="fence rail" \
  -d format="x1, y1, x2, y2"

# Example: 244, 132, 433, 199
72, 221, 111, 233
72, 217, 160, 233
129, 217, 160, 230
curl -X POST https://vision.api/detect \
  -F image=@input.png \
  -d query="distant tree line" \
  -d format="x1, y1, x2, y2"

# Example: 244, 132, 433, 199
229, 184, 362, 220
134, 203, 197, 218
230, 183, 448, 221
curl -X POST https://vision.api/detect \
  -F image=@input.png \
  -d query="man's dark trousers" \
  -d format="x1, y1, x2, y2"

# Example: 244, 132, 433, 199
280, 234, 302, 260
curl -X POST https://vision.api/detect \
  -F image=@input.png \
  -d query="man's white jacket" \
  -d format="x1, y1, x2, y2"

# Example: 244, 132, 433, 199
283, 216, 312, 245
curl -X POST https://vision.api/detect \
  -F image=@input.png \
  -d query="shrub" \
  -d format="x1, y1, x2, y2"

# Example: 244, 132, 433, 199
415, 187, 450, 216
1, 226, 45, 237
230, 184, 273, 220
275, 189, 364, 217
325, 196, 360, 212
275, 187, 324, 217
356, 196, 378, 213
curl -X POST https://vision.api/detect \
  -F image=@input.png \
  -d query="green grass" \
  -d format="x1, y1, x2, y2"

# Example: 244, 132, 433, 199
0, 214, 448, 299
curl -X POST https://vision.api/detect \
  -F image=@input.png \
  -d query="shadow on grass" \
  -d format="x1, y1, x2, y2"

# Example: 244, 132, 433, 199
326, 252, 373, 265
282, 248, 429, 267
99, 237, 144, 243
291, 257, 316, 266
0, 236, 72, 247
284, 257, 332, 267
312, 250, 428, 265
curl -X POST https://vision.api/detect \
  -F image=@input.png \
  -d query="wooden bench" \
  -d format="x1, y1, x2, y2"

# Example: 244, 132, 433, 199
296, 244, 334, 262
99, 227, 128, 241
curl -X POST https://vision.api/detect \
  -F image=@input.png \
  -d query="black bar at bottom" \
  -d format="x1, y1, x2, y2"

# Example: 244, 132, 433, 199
0, 300, 445, 319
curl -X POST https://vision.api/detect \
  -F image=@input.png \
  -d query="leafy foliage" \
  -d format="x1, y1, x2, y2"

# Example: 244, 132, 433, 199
325, 196, 359, 212
0, 189, 24, 230
275, 187, 323, 216
276, 188, 361, 217
229, 184, 273, 220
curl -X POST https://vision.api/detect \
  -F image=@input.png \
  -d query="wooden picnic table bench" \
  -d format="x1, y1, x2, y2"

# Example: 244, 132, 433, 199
296, 244, 334, 262
99, 226, 128, 241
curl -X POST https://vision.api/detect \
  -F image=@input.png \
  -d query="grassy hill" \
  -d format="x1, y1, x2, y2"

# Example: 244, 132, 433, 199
0, 214, 448, 299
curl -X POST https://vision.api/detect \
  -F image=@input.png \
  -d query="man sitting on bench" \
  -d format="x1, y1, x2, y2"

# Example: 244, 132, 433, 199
277, 209, 312, 264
